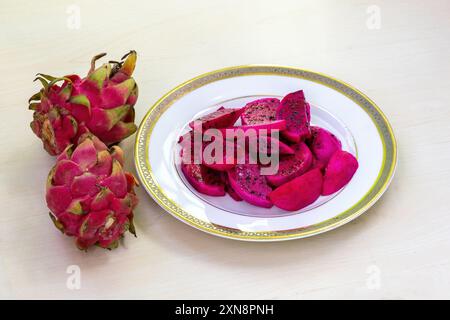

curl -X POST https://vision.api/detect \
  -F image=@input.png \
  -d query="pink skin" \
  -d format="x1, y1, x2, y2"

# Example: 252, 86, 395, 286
322, 150, 358, 195
276, 90, 310, 142
189, 107, 243, 130
45, 135, 138, 250
266, 142, 313, 187
70, 173, 98, 197
307, 126, 342, 166
241, 98, 280, 125
53, 160, 82, 186
269, 168, 323, 211
227, 164, 273, 208
46, 185, 72, 214
30, 53, 138, 156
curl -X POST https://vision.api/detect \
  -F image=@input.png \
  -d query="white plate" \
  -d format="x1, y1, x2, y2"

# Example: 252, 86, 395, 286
135, 66, 397, 241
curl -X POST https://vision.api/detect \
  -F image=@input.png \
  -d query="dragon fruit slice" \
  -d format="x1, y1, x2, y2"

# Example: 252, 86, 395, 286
307, 126, 342, 168
269, 169, 323, 211
202, 140, 238, 171
181, 161, 225, 196
189, 106, 243, 130
227, 164, 273, 208
266, 142, 313, 187
276, 90, 311, 142
241, 98, 280, 125
322, 150, 358, 195
251, 135, 294, 155
218, 120, 286, 136
221, 173, 243, 201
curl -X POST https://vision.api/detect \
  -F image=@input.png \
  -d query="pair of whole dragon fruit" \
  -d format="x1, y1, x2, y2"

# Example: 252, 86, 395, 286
29, 51, 140, 250
179, 90, 359, 211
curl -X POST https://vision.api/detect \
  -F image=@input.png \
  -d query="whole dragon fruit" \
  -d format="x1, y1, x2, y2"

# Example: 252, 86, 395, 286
46, 134, 139, 250
29, 51, 138, 156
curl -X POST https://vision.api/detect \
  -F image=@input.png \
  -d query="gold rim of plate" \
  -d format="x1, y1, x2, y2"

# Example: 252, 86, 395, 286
134, 65, 397, 241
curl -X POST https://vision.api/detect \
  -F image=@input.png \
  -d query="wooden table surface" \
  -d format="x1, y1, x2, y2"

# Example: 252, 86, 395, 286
1, 0, 450, 299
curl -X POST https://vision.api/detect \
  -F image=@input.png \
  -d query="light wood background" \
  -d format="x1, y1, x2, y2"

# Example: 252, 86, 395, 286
1, 0, 450, 299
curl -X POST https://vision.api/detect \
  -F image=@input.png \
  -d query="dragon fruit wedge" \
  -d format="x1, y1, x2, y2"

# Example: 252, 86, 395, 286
29, 51, 138, 156
322, 150, 358, 195
227, 163, 273, 208
269, 168, 323, 211
189, 106, 243, 130
221, 172, 243, 201
307, 126, 342, 168
218, 120, 286, 135
276, 90, 311, 142
266, 142, 313, 187
181, 163, 226, 196
46, 134, 139, 250
241, 98, 280, 125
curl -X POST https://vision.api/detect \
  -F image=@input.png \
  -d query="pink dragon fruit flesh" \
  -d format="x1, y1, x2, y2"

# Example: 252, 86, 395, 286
221, 172, 243, 201
307, 126, 342, 168
218, 120, 286, 135
227, 163, 273, 208
181, 162, 225, 196
269, 168, 323, 211
276, 90, 311, 142
266, 142, 313, 187
322, 150, 358, 195
241, 98, 280, 125
189, 106, 243, 130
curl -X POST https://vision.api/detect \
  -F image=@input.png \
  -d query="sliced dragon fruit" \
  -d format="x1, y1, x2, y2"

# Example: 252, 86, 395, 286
266, 142, 313, 187
269, 168, 323, 211
218, 120, 286, 136
322, 150, 358, 195
241, 98, 280, 125
251, 135, 294, 155
189, 106, 243, 130
227, 163, 273, 208
307, 126, 342, 167
221, 172, 243, 201
181, 163, 225, 196
276, 90, 310, 142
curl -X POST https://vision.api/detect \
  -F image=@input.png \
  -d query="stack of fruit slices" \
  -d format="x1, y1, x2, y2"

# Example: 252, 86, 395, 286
178, 90, 359, 212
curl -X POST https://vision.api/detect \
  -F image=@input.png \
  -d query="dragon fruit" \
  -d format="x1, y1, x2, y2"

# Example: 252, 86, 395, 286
221, 173, 243, 201
241, 98, 280, 125
189, 106, 243, 130
266, 142, 313, 187
218, 120, 286, 135
322, 150, 358, 195
276, 90, 310, 142
29, 51, 138, 156
179, 131, 239, 171
46, 134, 139, 250
181, 163, 225, 196
177, 89, 359, 211
227, 163, 273, 208
307, 126, 342, 168
269, 169, 323, 211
